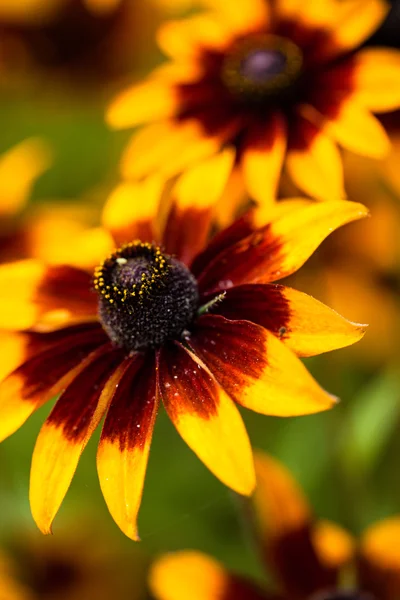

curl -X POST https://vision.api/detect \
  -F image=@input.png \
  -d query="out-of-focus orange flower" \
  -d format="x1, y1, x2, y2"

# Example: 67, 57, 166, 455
149, 451, 400, 600
107, 0, 400, 211
0, 159, 366, 540
0, 520, 145, 600
0, 0, 159, 89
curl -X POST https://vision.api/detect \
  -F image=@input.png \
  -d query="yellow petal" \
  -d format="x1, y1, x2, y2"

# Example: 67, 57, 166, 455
97, 356, 159, 541
322, 100, 390, 159
253, 451, 311, 538
157, 14, 232, 59
352, 48, 400, 113
158, 342, 255, 496
286, 116, 345, 200
149, 552, 231, 600
102, 176, 165, 245
359, 517, 400, 598
121, 120, 224, 180
312, 519, 355, 569
30, 348, 125, 534
191, 315, 336, 417
0, 138, 52, 217
323, 0, 389, 59
216, 283, 367, 358
106, 81, 178, 129
203, 0, 269, 34
242, 112, 287, 209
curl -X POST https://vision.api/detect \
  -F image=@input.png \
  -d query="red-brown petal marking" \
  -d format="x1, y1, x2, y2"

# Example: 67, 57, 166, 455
162, 150, 235, 265
213, 284, 366, 357
0, 260, 97, 331
189, 315, 335, 416
157, 341, 255, 496
0, 324, 107, 442
97, 354, 159, 541
197, 202, 368, 294
190, 210, 257, 277
30, 345, 126, 534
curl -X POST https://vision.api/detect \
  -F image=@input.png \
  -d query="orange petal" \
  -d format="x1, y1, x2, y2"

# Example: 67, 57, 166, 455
0, 260, 96, 331
97, 355, 159, 541
351, 48, 400, 113
215, 284, 367, 358
0, 325, 107, 443
253, 451, 336, 597
102, 176, 165, 246
156, 15, 232, 59
286, 115, 345, 200
319, 99, 390, 159
106, 80, 178, 129
253, 451, 311, 537
358, 517, 400, 600
158, 341, 255, 496
121, 120, 225, 181
203, 0, 269, 35
162, 149, 235, 263
312, 519, 355, 570
149, 551, 267, 600
320, 0, 389, 60
30, 347, 125, 534
242, 112, 287, 210
198, 201, 368, 292
191, 315, 336, 417
0, 138, 52, 217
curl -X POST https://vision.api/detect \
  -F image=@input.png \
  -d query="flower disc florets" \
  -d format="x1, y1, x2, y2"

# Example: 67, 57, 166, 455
94, 242, 199, 352
222, 34, 303, 103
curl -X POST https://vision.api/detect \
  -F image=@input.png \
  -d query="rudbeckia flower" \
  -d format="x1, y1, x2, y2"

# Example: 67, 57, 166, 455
0, 156, 367, 540
149, 451, 400, 600
107, 0, 400, 205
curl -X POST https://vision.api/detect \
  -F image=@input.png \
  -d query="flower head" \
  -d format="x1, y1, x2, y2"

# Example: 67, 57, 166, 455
0, 160, 367, 540
108, 0, 400, 207
149, 451, 400, 600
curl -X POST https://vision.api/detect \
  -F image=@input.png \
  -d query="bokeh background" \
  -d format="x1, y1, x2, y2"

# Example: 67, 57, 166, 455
1, 0, 400, 597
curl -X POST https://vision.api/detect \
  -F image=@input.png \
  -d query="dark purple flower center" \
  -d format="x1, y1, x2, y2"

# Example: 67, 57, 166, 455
222, 34, 303, 102
94, 242, 199, 352
240, 49, 287, 82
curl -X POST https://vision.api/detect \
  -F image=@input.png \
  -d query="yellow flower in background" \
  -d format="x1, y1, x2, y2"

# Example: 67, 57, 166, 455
107, 0, 400, 208
150, 451, 400, 600
0, 139, 51, 220
0, 156, 366, 540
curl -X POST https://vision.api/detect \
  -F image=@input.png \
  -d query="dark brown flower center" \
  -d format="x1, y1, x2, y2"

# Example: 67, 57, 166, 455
222, 34, 303, 103
94, 242, 199, 352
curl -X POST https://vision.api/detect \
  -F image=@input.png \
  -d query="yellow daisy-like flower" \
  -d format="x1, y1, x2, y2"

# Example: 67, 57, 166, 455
150, 451, 400, 600
107, 0, 400, 206
0, 157, 367, 540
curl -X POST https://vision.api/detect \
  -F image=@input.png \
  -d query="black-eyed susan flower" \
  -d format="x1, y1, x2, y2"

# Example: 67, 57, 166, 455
107, 0, 400, 206
0, 155, 367, 540
150, 451, 400, 600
